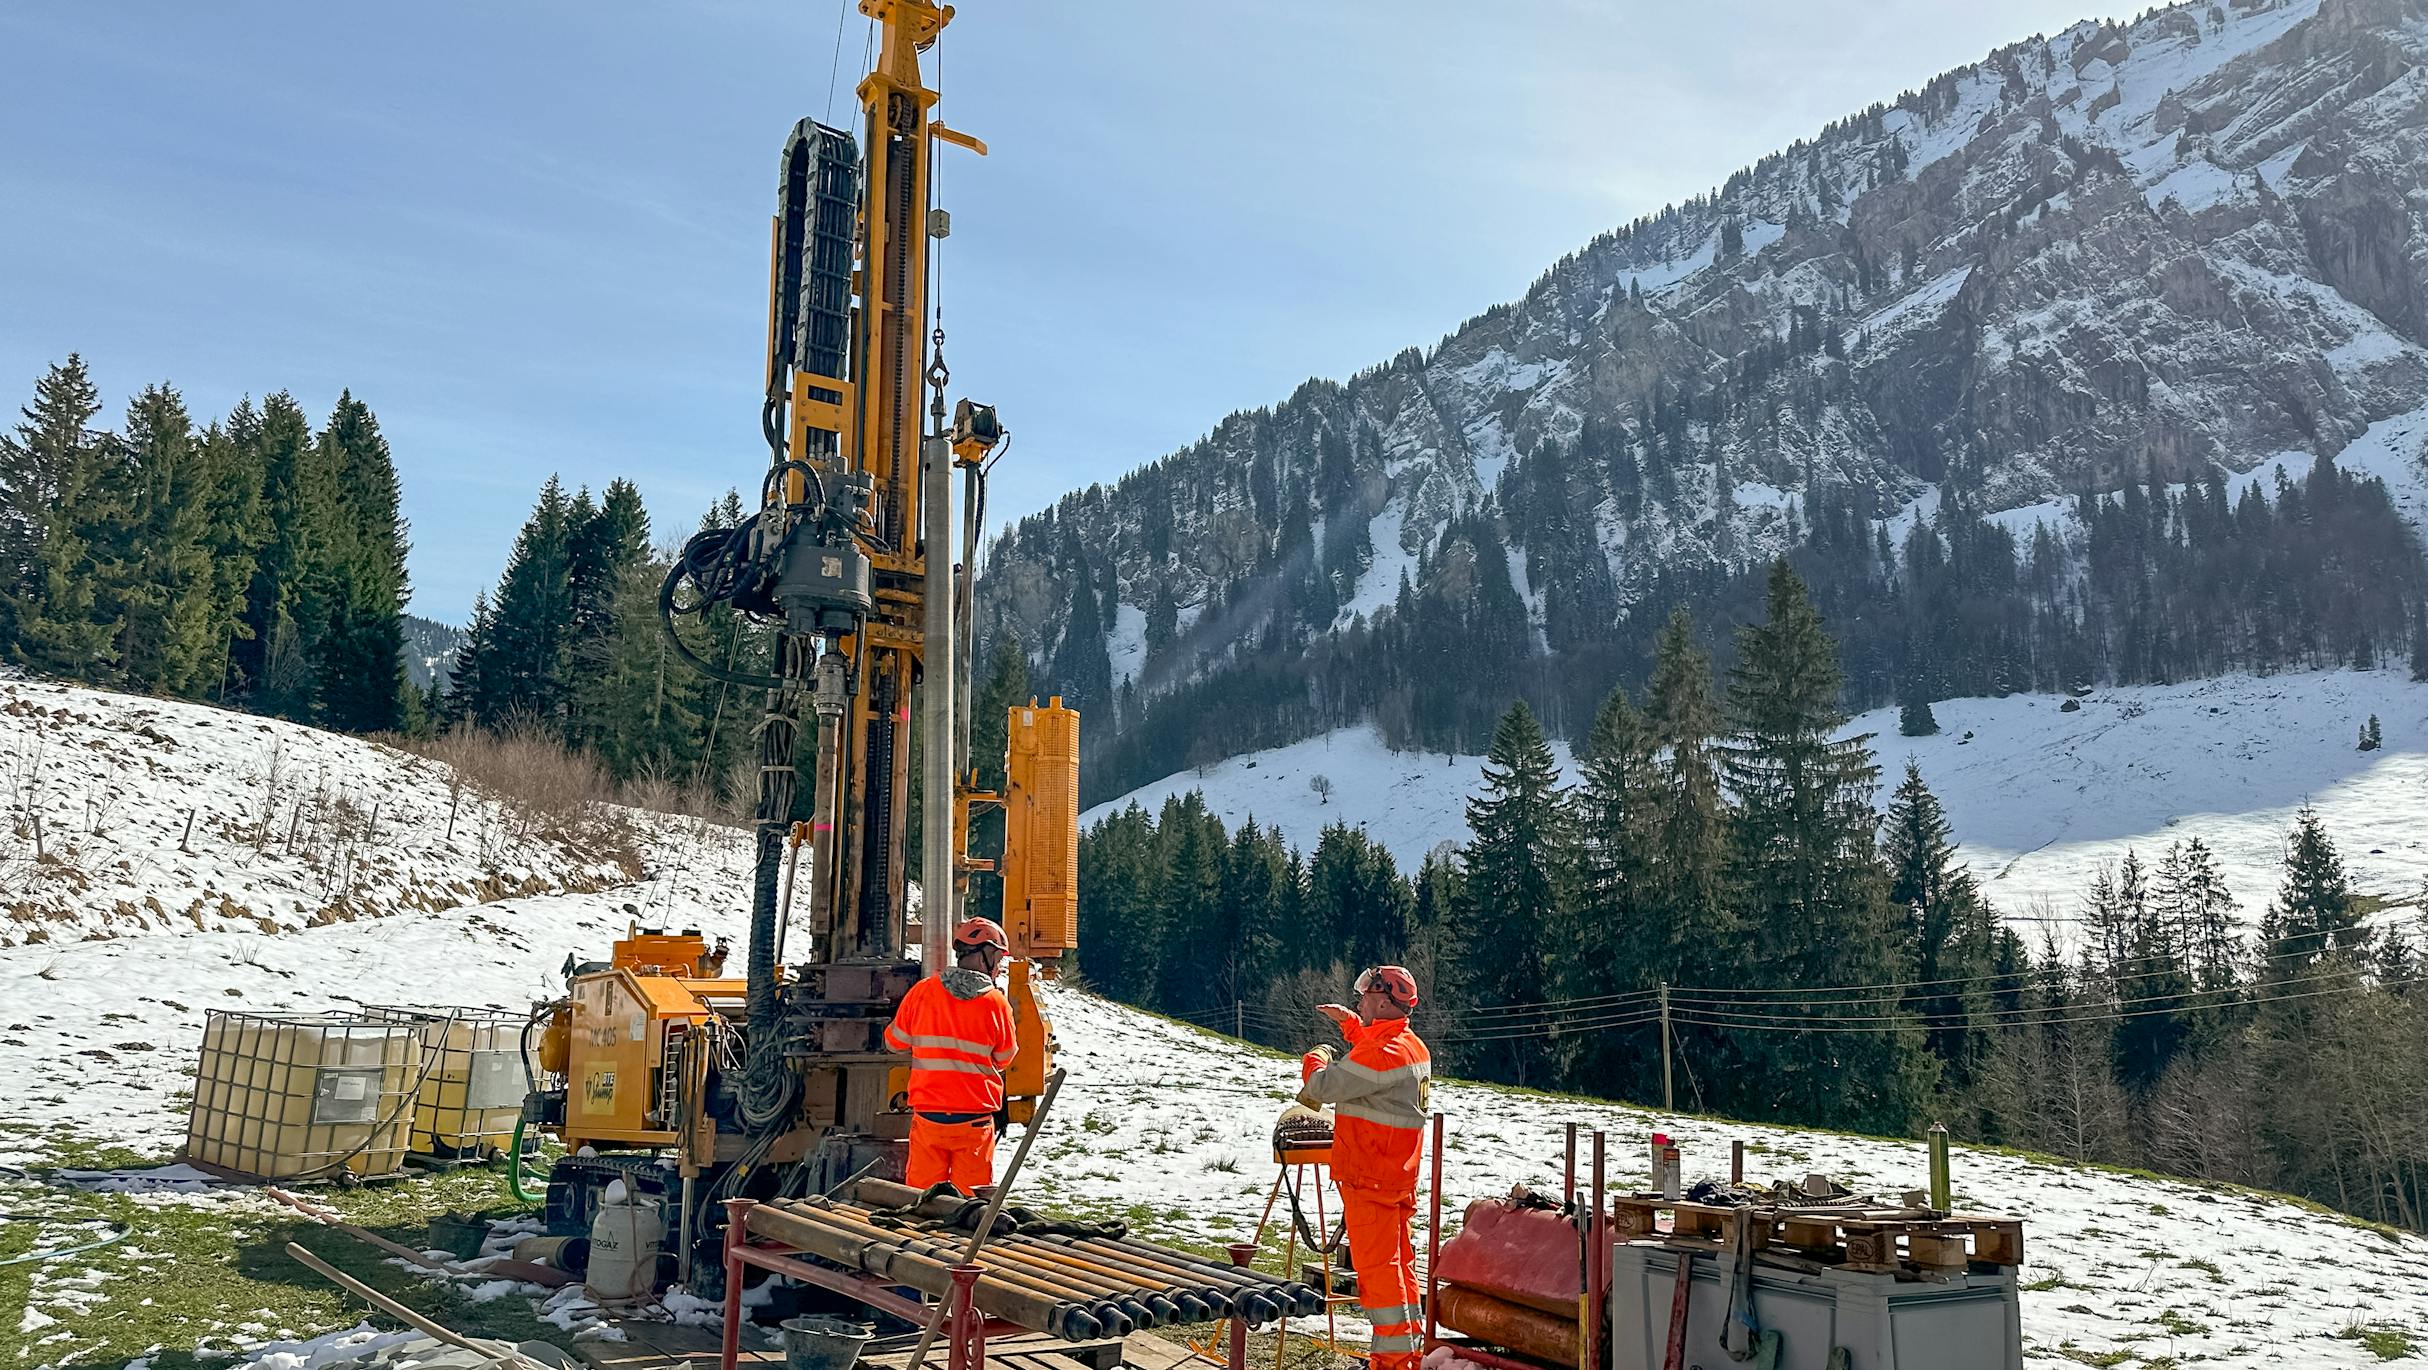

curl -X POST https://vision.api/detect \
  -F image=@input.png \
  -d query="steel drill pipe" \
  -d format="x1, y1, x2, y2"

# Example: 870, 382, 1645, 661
1064, 1237, 1320, 1318
742, 1202, 1102, 1340
848, 1176, 1305, 1317
989, 1244, 1182, 1320
1068, 1245, 1292, 1323
774, 1204, 1137, 1333
798, 1202, 1155, 1326
1001, 1237, 1211, 1315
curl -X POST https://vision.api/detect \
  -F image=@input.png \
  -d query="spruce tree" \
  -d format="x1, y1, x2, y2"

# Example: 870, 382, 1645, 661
2261, 806, 2367, 979
198, 408, 267, 702
1050, 548, 1114, 721
238, 392, 338, 718
1554, 685, 1663, 1094
1219, 820, 1297, 1025
313, 393, 410, 732
1724, 560, 1931, 1131
578, 557, 707, 782
1074, 803, 1163, 1004
565, 480, 652, 751
0, 357, 116, 677
1458, 700, 1569, 1086
1642, 608, 1737, 998
2155, 837, 2239, 993
107, 384, 221, 693
1897, 673, 1939, 736
463, 476, 578, 729
1883, 760, 1993, 1080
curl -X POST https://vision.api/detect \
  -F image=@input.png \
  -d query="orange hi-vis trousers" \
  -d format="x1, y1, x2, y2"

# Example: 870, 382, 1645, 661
1342, 1182, 1422, 1370
906, 1115, 995, 1194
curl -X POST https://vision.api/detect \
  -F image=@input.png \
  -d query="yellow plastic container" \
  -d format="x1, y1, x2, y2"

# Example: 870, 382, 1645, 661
183, 1012, 419, 1181
368, 1008, 528, 1160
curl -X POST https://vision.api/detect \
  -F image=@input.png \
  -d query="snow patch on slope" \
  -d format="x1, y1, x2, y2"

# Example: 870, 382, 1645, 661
1082, 726, 1576, 867
1092, 671, 2428, 941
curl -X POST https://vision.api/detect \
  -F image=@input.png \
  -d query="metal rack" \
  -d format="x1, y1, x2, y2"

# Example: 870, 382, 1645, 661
363, 1005, 528, 1162
182, 1010, 424, 1182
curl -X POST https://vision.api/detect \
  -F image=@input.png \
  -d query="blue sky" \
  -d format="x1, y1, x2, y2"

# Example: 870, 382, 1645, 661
0, 1, 2098, 622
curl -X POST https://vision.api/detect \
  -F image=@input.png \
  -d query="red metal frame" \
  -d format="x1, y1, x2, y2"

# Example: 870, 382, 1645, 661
1423, 1112, 1444, 1359
717, 1198, 1022, 1370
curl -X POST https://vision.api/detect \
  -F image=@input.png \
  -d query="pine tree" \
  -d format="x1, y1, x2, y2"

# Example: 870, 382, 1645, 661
107, 384, 221, 693
2260, 806, 2367, 979
0, 357, 116, 677
1883, 760, 1993, 1080
1458, 700, 1569, 1086
238, 392, 338, 718
2154, 838, 2239, 993
1554, 685, 1663, 1093
1153, 793, 1228, 1015
1642, 608, 1737, 998
198, 408, 267, 703
565, 479, 652, 750
313, 393, 410, 732
1724, 560, 1931, 1131
458, 475, 579, 730
1897, 672, 1939, 736
577, 557, 707, 782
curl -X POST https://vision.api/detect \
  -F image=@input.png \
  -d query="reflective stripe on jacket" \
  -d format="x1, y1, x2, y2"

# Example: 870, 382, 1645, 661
884, 972, 1017, 1114
1300, 1017, 1430, 1192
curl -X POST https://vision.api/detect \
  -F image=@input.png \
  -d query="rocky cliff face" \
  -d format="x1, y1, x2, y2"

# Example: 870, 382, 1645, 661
979, 0, 2428, 762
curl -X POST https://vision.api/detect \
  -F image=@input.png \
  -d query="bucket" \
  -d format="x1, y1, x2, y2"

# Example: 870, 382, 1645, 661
514, 1234, 592, 1275
586, 1197, 664, 1304
781, 1316, 875, 1370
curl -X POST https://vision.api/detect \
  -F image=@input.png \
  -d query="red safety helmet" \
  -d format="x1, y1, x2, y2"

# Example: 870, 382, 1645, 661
1355, 965, 1420, 1009
952, 917, 1011, 953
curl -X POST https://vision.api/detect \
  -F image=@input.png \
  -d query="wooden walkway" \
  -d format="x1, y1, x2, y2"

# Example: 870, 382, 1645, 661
573, 1323, 1201, 1370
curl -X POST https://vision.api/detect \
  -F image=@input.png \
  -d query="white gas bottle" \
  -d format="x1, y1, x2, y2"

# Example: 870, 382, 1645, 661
585, 1190, 665, 1304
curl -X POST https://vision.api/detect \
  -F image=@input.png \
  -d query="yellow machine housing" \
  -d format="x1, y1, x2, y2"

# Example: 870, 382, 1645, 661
1000, 696, 1079, 963
552, 938, 746, 1151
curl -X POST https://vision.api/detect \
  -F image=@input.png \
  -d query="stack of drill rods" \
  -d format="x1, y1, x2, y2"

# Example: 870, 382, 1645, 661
749, 1197, 1322, 1340
846, 1176, 1325, 1322
745, 1200, 1109, 1340
818, 1199, 1323, 1325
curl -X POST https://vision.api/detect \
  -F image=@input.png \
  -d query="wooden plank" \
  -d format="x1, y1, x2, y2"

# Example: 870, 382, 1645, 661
1117, 1333, 1200, 1370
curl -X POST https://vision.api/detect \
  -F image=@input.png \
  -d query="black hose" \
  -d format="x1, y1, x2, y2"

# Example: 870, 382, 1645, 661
658, 560, 786, 691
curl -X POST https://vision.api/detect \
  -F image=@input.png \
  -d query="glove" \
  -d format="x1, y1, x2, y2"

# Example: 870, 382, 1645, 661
1301, 1045, 1335, 1086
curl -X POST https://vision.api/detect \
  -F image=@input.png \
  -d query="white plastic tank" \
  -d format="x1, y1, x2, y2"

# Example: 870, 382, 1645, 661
585, 1185, 665, 1304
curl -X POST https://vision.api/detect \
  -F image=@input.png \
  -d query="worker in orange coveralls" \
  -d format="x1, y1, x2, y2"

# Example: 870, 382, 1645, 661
1299, 965, 1431, 1370
884, 917, 1018, 1193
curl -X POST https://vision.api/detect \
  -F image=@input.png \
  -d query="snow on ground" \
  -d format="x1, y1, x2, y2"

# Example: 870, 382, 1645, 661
0, 679, 654, 949
1091, 669, 2428, 940
1860, 668, 2428, 925
0, 832, 750, 1167
1082, 726, 1576, 867
1035, 992, 2428, 1370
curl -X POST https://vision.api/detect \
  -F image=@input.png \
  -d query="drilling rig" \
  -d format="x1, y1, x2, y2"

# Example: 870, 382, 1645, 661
521, 0, 1079, 1289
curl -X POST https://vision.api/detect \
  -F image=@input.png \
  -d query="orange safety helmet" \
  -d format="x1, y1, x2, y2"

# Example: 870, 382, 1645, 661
1355, 964, 1420, 1009
952, 917, 1011, 953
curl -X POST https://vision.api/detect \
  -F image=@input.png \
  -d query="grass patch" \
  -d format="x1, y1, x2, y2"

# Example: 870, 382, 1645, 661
1, 1163, 556, 1369
2339, 1323, 2419, 1361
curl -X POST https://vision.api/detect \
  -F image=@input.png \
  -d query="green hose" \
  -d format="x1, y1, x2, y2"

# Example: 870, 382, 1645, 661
506, 1117, 548, 1206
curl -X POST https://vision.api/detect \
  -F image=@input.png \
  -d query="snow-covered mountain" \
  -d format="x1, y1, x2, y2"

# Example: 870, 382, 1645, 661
982, 0, 2428, 796
1086, 665, 2428, 935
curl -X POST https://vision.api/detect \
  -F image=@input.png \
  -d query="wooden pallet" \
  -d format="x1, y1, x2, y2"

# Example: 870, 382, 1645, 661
573, 1323, 1143, 1370
1609, 1195, 2023, 1277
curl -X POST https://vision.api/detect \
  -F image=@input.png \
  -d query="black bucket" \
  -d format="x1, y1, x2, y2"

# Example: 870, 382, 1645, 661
781, 1316, 875, 1370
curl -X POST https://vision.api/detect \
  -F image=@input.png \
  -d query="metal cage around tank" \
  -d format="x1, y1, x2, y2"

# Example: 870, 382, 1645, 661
362, 1005, 531, 1162
181, 1010, 424, 1183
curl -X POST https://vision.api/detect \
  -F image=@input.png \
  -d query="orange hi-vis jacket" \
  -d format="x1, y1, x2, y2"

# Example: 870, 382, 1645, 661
885, 969, 1018, 1115
1299, 1017, 1431, 1193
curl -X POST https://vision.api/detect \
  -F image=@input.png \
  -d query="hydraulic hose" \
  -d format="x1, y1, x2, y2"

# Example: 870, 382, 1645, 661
506, 1117, 544, 1207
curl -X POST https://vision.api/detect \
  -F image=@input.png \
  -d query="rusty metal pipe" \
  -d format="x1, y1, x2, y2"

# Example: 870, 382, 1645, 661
743, 1202, 1101, 1340
795, 1204, 1147, 1327
1435, 1285, 1580, 1367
